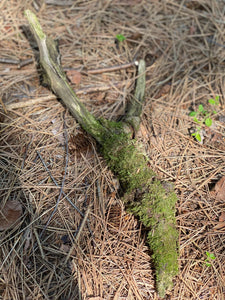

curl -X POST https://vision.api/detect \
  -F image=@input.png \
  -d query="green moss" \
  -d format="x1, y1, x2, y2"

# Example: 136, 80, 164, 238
102, 129, 152, 186
101, 130, 179, 298
126, 178, 178, 297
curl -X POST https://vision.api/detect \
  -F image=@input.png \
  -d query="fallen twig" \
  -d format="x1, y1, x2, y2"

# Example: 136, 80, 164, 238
86, 61, 138, 75
36, 150, 84, 217
25, 10, 179, 297
39, 112, 69, 238
65, 205, 91, 264
0, 57, 20, 64
0, 57, 33, 68
5, 81, 131, 110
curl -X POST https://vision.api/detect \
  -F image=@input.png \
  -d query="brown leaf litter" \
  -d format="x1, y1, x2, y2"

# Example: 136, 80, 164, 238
0, 200, 22, 231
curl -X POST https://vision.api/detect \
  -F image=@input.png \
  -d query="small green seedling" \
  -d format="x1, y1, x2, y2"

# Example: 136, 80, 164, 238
208, 95, 220, 107
189, 96, 219, 142
116, 34, 126, 42
204, 251, 216, 267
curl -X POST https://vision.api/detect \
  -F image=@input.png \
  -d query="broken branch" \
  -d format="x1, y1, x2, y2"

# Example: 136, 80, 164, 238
25, 9, 179, 297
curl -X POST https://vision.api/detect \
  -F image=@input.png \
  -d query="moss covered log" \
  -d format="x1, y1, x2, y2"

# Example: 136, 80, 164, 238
25, 9, 179, 298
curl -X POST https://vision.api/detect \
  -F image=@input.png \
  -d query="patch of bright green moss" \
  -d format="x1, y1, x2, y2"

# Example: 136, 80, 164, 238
101, 129, 179, 298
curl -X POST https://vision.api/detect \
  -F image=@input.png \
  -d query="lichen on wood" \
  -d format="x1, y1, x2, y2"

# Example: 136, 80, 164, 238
25, 9, 179, 298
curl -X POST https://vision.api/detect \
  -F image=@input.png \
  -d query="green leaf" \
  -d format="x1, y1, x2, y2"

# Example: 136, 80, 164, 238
205, 262, 211, 267
192, 131, 201, 141
213, 110, 217, 114
205, 118, 212, 127
208, 98, 216, 105
209, 253, 216, 260
206, 252, 215, 260
198, 104, 204, 112
193, 117, 200, 123
215, 95, 219, 104
189, 111, 197, 117
195, 132, 201, 142
116, 34, 126, 42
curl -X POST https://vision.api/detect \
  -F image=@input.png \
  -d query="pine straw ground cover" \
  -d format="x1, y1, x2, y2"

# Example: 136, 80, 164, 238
0, 0, 225, 299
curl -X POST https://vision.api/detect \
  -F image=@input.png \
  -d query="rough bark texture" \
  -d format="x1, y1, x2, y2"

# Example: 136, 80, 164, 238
25, 9, 179, 298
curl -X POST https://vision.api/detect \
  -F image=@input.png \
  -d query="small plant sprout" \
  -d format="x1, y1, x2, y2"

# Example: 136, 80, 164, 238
189, 95, 219, 142
116, 34, 126, 42
204, 251, 216, 267
208, 95, 220, 107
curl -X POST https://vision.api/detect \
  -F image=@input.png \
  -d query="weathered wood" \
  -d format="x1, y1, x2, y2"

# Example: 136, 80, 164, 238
25, 10, 106, 143
25, 9, 179, 297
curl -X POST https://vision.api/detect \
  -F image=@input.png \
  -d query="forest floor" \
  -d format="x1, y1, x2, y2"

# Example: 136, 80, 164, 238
0, 0, 225, 299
